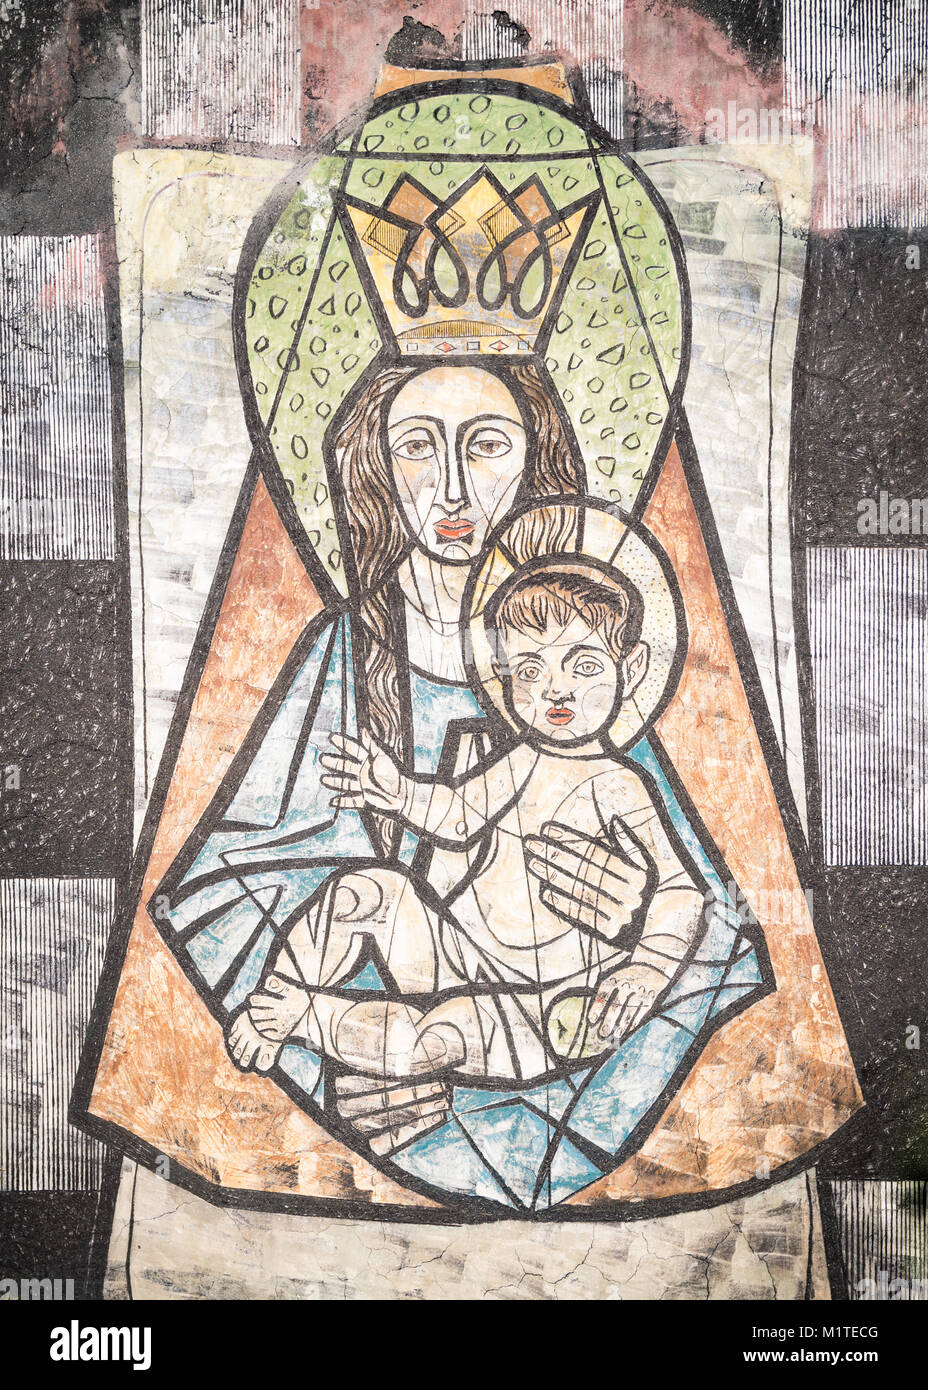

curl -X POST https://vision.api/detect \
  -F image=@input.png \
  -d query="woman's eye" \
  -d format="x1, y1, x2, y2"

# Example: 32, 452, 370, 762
393, 435, 436, 462
574, 659, 604, 678
468, 430, 512, 460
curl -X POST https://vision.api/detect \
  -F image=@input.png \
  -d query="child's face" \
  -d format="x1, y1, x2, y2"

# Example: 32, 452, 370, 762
502, 611, 620, 743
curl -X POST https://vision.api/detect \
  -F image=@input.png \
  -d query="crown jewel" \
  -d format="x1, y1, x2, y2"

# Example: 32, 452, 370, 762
342, 166, 598, 356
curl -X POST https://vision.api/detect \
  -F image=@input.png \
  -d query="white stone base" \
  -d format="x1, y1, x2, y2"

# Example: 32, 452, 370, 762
104, 1158, 831, 1300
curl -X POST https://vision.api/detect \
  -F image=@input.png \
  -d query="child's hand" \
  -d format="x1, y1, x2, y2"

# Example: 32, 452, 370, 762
321, 730, 409, 816
588, 960, 669, 1043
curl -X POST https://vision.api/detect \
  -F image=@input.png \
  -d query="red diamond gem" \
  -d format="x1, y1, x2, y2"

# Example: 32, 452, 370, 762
489, 340, 508, 352
437, 341, 455, 353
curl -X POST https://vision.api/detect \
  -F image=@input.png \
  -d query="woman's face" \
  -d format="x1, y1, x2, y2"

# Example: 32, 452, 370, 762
387, 366, 528, 563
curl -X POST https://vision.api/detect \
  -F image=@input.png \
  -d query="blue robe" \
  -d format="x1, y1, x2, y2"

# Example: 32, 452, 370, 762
156, 612, 766, 1213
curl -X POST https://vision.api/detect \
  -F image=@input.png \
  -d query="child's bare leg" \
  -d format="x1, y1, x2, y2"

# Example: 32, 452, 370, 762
310, 997, 462, 1076
227, 867, 449, 1072
228, 989, 510, 1093
311, 991, 492, 1079
228, 993, 461, 1080
284, 867, 446, 993
413, 994, 496, 1076
230, 961, 490, 1083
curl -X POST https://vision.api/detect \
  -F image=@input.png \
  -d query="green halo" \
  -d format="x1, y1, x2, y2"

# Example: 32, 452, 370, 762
242, 82, 686, 595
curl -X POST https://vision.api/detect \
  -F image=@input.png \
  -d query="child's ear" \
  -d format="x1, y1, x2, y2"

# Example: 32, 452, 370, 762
621, 641, 650, 699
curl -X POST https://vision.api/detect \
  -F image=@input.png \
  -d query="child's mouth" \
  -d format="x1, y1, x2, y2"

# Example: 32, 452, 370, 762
546, 706, 574, 725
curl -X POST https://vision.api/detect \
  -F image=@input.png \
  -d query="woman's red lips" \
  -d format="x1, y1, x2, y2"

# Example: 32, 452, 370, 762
546, 706, 574, 725
434, 519, 474, 541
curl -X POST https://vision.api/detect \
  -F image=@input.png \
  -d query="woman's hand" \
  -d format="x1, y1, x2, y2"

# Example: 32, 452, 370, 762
588, 960, 669, 1043
321, 730, 410, 816
524, 816, 656, 940
334, 1073, 450, 1157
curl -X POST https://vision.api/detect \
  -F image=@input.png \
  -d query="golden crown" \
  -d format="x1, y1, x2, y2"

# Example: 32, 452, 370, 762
340, 167, 599, 357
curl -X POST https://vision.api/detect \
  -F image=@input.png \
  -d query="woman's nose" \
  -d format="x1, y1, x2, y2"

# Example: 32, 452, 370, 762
442, 447, 469, 509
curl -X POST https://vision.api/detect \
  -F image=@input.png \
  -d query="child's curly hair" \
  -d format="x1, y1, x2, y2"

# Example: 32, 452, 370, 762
493, 567, 644, 666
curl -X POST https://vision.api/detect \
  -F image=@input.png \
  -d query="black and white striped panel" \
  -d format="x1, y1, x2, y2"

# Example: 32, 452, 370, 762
141, 0, 302, 146
461, 1, 625, 138
0, 236, 114, 561
783, 0, 928, 229
0, 878, 114, 1191
829, 1181, 928, 1299
807, 548, 928, 866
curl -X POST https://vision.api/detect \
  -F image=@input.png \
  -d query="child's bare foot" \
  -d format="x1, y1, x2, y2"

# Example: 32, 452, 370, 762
227, 1009, 282, 1072
247, 974, 311, 1041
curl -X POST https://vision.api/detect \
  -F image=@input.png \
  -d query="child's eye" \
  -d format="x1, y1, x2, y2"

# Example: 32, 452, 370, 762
516, 662, 542, 682
574, 658, 604, 678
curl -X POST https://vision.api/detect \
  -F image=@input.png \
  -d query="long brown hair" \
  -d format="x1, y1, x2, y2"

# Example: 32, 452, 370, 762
333, 359, 583, 852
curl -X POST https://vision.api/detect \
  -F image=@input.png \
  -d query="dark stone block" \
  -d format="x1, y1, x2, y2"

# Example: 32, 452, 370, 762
0, 561, 130, 877
794, 231, 928, 547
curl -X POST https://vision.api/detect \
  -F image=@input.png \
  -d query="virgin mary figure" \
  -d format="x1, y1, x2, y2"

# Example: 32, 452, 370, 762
81, 58, 861, 1224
